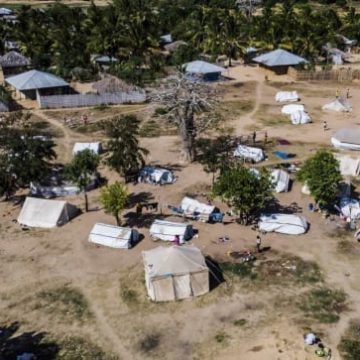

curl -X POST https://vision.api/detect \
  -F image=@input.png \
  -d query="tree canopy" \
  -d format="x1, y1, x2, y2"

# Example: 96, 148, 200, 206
212, 164, 274, 224
297, 150, 342, 208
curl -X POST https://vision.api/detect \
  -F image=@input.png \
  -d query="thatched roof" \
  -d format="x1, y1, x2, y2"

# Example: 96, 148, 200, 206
0, 51, 31, 68
92, 75, 138, 94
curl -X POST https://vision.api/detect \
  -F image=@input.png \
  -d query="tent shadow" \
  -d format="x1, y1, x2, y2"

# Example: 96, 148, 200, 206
126, 192, 154, 209
205, 256, 225, 291
131, 233, 145, 248
0, 322, 59, 359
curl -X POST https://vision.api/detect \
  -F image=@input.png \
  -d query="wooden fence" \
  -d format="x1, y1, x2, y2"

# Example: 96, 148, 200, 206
38, 91, 146, 109
288, 67, 360, 82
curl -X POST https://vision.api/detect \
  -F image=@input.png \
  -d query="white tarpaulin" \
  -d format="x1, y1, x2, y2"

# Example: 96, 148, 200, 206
142, 246, 209, 302
73, 142, 102, 155
275, 91, 299, 103
17, 197, 78, 228
290, 110, 311, 125
180, 197, 215, 217
340, 198, 360, 220
89, 223, 139, 249
271, 169, 290, 193
234, 145, 265, 163
335, 155, 360, 176
258, 213, 308, 235
281, 104, 304, 115
150, 220, 193, 243
138, 166, 175, 185
331, 128, 360, 151
322, 98, 352, 112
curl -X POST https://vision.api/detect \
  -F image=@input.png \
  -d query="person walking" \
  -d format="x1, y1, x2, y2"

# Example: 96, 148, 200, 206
323, 120, 327, 131
264, 131, 268, 145
252, 131, 256, 144
346, 88, 350, 99
256, 235, 262, 253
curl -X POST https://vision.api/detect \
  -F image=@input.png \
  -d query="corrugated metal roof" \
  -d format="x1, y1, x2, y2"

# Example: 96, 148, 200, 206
0, 51, 30, 68
184, 60, 225, 74
253, 49, 308, 67
6, 70, 69, 91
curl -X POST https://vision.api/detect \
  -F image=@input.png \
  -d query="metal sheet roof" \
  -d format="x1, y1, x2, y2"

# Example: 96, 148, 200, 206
6, 70, 69, 91
0, 51, 30, 68
184, 60, 225, 74
333, 128, 360, 146
253, 49, 308, 67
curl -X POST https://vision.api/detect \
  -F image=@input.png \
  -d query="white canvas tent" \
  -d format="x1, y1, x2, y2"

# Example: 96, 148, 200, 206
17, 197, 78, 228
73, 142, 102, 155
275, 91, 299, 102
180, 197, 215, 220
331, 128, 360, 151
271, 169, 290, 193
340, 198, 360, 220
281, 104, 305, 115
335, 155, 360, 176
322, 97, 352, 112
234, 145, 265, 163
258, 213, 308, 235
150, 220, 193, 243
290, 110, 311, 125
89, 223, 139, 249
142, 246, 209, 302
138, 166, 175, 185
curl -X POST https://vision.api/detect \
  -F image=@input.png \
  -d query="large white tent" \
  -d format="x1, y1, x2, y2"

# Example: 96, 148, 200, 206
290, 110, 311, 125
275, 91, 299, 103
233, 145, 265, 163
180, 197, 215, 221
17, 197, 78, 228
142, 246, 209, 302
331, 128, 360, 151
322, 97, 352, 112
258, 213, 308, 235
73, 142, 102, 155
281, 104, 305, 114
150, 220, 193, 243
138, 166, 175, 185
335, 155, 360, 176
271, 169, 290, 193
340, 198, 360, 220
89, 223, 139, 249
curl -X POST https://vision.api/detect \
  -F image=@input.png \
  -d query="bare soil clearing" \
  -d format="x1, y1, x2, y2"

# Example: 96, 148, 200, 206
1, 65, 360, 359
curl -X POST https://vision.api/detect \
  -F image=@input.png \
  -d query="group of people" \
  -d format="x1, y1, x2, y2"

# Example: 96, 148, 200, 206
304, 332, 332, 359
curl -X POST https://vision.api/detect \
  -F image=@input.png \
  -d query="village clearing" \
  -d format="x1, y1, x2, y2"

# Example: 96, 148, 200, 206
1, 65, 360, 359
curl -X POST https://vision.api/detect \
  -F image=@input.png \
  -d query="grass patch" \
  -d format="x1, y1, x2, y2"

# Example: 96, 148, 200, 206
233, 319, 247, 327
137, 333, 161, 353
92, 104, 110, 111
255, 104, 289, 126
299, 287, 347, 324
140, 119, 177, 137
36, 286, 92, 321
337, 240, 357, 255
220, 262, 257, 280
120, 285, 139, 305
215, 331, 230, 344
72, 122, 104, 134
338, 320, 360, 360
224, 99, 254, 115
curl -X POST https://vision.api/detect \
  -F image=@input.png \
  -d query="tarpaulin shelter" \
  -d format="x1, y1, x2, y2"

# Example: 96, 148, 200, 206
150, 220, 193, 243
258, 213, 308, 234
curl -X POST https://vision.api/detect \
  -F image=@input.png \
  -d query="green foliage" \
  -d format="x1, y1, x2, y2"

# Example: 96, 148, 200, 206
233, 319, 247, 327
297, 150, 342, 207
170, 44, 199, 66
299, 287, 347, 323
100, 181, 128, 225
338, 320, 360, 360
120, 285, 139, 305
65, 149, 99, 211
220, 261, 257, 279
0, 112, 56, 200
104, 115, 148, 177
212, 164, 274, 224
215, 331, 230, 344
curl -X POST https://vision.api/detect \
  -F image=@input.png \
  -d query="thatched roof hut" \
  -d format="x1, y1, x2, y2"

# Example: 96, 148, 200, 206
92, 75, 138, 94
0, 51, 30, 69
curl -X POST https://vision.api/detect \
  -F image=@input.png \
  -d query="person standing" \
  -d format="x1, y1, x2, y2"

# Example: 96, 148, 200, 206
346, 88, 350, 99
256, 235, 262, 253
264, 131, 268, 145
323, 120, 328, 131
336, 89, 340, 98
252, 131, 256, 144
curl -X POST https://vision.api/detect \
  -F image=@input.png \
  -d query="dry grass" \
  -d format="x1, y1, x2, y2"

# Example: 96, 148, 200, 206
254, 104, 289, 126
338, 319, 360, 360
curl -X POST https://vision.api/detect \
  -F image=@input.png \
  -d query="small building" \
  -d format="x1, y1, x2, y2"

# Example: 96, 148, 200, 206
0, 51, 31, 77
73, 142, 102, 156
160, 34, 173, 45
184, 60, 225, 81
253, 49, 308, 75
142, 246, 209, 302
5, 69, 70, 100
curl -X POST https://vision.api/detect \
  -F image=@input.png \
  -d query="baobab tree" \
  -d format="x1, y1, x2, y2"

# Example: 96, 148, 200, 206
152, 75, 221, 163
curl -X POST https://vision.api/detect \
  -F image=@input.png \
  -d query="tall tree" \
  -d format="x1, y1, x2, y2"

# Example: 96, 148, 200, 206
297, 150, 342, 208
65, 149, 99, 212
152, 75, 221, 163
212, 164, 273, 224
104, 115, 148, 178
100, 181, 128, 225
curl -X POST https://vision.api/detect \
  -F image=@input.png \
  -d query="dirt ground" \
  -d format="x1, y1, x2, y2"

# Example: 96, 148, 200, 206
1, 65, 360, 359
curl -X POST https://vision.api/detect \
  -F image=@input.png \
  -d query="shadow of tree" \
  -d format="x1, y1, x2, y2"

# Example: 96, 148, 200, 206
0, 322, 59, 360
123, 212, 169, 229
148, 163, 184, 172
126, 192, 154, 209
265, 199, 303, 214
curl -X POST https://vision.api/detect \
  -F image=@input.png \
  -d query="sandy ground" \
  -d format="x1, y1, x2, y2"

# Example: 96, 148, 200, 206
1, 65, 360, 359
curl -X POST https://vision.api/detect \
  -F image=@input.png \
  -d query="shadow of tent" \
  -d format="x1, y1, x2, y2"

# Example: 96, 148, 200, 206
0, 322, 59, 359
205, 256, 225, 291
